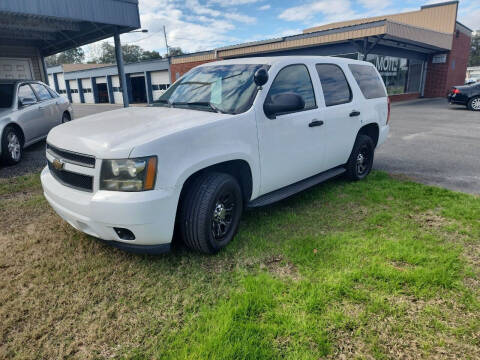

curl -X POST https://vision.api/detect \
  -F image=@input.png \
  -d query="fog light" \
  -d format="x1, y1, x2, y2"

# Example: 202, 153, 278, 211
114, 227, 136, 241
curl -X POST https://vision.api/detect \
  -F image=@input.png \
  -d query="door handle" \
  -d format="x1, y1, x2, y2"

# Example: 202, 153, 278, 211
39, 105, 46, 110
308, 120, 324, 127
350, 110, 361, 117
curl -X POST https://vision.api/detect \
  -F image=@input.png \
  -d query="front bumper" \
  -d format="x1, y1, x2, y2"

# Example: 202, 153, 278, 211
41, 166, 180, 251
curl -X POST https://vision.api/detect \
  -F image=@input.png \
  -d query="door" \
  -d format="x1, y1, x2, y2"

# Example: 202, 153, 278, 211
16, 83, 43, 143
30, 83, 61, 132
0, 58, 33, 80
315, 63, 359, 170
256, 64, 326, 195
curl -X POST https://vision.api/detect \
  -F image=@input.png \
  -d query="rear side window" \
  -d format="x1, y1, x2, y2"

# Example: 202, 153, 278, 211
315, 64, 352, 106
18, 84, 37, 103
348, 64, 387, 99
31, 83, 52, 101
268, 64, 316, 110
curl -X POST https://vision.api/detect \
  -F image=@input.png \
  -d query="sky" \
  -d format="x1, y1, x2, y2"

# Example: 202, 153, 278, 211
87, 0, 480, 58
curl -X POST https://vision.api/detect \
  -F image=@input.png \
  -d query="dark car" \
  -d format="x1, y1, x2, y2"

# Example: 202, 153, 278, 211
447, 83, 480, 111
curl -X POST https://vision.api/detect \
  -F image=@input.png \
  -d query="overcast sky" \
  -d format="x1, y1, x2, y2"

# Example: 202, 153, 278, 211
86, 0, 479, 58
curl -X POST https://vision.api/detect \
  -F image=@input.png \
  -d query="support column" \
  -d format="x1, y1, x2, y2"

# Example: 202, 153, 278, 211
91, 77, 99, 104
106, 75, 115, 104
114, 31, 129, 107
65, 80, 73, 103
77, 79, 85, 103
145, 71, 153, 104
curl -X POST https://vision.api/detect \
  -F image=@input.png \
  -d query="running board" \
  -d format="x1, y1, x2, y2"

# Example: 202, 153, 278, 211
248, 166, 346, 208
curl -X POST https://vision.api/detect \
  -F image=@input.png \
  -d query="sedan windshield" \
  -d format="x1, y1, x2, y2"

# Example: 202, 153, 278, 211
154, 64, 266, 114
0, 84, 14, 108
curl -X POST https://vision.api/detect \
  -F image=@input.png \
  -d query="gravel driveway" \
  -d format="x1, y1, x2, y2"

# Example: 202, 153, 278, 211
1, 99, 479, 194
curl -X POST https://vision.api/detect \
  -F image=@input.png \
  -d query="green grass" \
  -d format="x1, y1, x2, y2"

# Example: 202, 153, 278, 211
0, 171, 479, 359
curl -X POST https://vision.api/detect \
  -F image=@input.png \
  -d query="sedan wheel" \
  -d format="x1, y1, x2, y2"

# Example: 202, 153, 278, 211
468, 96, 480, 111
62, 112, 71, 123
1, 127, 23, 165
7, 133, 21, 161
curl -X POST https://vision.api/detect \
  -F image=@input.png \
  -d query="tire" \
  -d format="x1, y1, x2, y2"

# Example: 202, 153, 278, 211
1, 126, 23, 165
62, 112, 71, 123
345, 134, 374, 181
467, 96, 480, 111
179, 172, 243, 254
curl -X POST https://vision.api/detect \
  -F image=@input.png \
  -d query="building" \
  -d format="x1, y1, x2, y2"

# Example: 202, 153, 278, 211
466, 66, 480, 82
47, 59, 171, 105
0, 0, 141, 106
170, 1, 472, 101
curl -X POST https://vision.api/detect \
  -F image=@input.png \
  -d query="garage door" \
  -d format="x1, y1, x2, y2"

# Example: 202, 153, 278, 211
0, 58, 33, 80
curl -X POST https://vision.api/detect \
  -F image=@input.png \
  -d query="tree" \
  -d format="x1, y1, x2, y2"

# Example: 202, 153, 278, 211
168, 47, 184, 57
469, 31, 480, 67
92, 42, 162, 64
45, 47, 85, 66
141, 50, 162, 61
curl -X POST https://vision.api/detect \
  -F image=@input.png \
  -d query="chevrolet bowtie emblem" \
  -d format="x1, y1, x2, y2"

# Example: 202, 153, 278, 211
52, 158, 64, 170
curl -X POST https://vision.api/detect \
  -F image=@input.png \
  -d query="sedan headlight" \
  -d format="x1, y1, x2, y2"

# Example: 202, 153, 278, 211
100, 156, 157, 192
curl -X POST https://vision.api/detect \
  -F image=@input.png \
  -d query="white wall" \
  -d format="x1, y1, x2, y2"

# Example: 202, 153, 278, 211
112, 75, 123, 104
48, 74, 54, 86
0, 46, 43, 81
69, 79, 80, 103
151, 70, 170, 101
81, 78, 94, 103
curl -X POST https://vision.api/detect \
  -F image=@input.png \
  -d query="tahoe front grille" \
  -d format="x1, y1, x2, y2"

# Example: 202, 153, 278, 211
48, 161, 93, 192
46, 143, 96, 168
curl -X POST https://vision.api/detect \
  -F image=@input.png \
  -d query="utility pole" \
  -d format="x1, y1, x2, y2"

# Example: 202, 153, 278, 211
163, 25, 170, 57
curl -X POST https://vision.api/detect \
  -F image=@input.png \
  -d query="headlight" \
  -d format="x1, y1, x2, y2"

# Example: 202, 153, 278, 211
100, 156, 157, 192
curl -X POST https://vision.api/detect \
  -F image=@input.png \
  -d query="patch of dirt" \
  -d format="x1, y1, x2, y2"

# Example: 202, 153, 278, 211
260, 255, 301, 281
408, 210, 453, 229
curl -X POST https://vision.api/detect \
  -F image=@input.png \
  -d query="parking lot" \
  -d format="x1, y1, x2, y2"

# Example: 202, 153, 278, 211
1, 99, 479, 194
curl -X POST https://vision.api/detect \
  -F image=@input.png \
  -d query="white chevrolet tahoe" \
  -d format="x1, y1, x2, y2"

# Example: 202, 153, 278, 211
41, 56, 390, 254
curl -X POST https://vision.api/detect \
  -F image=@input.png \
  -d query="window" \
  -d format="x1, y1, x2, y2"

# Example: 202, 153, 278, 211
315, 64, 352, 106
267, 64, 316, 112
46, 86, 59, 98
0, 84, 14, 108
348, 64, 386, 99
156, 64, 267, 114
31, 83, 52, 101
18, 84, 37, 103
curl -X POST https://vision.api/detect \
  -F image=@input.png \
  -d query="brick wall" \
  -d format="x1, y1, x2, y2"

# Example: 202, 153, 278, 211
170, 59, 221, 83
424, 29, 471, 97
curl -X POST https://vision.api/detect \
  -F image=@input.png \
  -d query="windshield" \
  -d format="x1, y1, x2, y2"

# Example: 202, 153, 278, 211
154, 64, 267, 114
0, 84, 14, 108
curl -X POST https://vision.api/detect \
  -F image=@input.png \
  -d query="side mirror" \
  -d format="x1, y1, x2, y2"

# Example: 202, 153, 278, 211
264, 92, 305, 119
254, 68, 269, 86
18, 97, 36, 107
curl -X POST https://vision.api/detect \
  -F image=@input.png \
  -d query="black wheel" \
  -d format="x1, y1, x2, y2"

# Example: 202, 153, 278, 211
467, 96, 480, 111
179, 172, 243, 254
345, 134, 374, 181
62, 112, 71, 123
1, 126, 23, 165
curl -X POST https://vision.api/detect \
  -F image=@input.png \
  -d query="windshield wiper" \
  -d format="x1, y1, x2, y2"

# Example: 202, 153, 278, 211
171, 101, 227, 114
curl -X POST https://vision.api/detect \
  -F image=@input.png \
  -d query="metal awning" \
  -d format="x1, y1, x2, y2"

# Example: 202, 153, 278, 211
0, 0, 140, 56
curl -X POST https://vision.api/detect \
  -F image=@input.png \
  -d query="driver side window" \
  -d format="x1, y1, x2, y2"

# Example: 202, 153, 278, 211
18, 84, 37, 104
267, 64, 316, 112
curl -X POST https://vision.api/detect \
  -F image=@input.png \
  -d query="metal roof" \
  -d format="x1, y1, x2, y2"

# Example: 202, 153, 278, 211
0, 0, 140, 56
